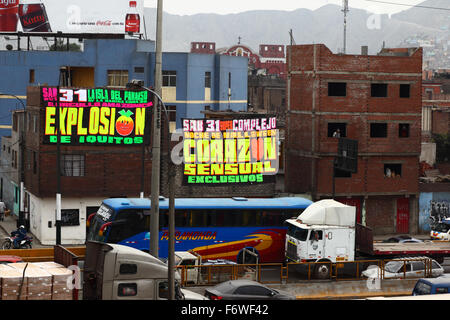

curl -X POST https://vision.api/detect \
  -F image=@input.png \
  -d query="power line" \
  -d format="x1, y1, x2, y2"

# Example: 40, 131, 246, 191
363, 0, 450, 11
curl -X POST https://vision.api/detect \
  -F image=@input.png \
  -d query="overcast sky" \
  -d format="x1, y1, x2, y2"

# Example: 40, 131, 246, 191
143, 0, 426, 15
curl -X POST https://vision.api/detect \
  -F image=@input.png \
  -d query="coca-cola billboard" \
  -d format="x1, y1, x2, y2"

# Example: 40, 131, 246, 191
0, 0, 144, 34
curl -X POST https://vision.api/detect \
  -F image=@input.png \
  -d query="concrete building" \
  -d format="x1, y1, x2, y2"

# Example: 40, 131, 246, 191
285, 44, 423, 235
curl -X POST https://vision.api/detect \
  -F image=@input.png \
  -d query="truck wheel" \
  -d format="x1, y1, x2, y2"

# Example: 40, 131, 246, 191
314, 262, 331, 280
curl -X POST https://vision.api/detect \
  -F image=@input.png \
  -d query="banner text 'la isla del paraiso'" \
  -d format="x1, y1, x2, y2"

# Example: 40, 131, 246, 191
41, 87, 152, 146
182, 117, 279, 185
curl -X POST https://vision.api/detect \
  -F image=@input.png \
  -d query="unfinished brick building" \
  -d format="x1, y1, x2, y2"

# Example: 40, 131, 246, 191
285, 44, 423, 235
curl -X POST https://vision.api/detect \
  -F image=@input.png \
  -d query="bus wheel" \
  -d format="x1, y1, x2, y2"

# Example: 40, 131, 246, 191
314, 261, 331, 280
237, 247, 259, 264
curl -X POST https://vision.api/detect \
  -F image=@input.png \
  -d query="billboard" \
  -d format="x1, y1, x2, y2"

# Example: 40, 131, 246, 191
0, 0, 144, 34
182, 117, 279, 185
41, 87, 152, 146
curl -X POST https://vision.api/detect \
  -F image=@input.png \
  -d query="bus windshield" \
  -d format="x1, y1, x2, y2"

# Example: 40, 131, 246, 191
87, 204, 114, 242
287, 224, 309, 241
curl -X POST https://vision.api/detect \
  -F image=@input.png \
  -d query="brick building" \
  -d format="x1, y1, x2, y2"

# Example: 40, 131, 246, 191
285, 44, 423, 235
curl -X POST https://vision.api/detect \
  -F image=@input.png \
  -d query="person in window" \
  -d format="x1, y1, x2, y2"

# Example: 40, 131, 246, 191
399, 125, 408, 137
333, 129, 341, 138
385, 167, 392, 178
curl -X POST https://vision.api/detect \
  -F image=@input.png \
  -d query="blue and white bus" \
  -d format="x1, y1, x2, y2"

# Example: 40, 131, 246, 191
86, 197, 312, 263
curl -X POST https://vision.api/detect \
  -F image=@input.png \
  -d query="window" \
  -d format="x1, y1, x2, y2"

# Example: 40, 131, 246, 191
118, 283, 137, 297
328, 82, 347, 97
61, 154, 85, 177
235, 285, 273, 296
29, 69, 35, 83
371, 83, 388, 97
33, 151, 37, 174
399, 84, 410, 98
370, 123, 387, 138
12, 113, 17, 132
162, 71, 177, 87
107, 70, 129, 87
412, 261, 425, 271
328, 123, 347, 138
334, 168, 351, 178
205, 71, 211, 88
134, 66, 145, 74
167, 105, 177, 133
399, 124, 409, 138
107, 209, 150, 243
120, 264, 138, 275
309, 230, 323, 241
384, 163, 402, 178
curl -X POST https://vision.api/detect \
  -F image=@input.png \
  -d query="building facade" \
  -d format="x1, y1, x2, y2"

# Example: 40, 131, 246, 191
0, 37, 249, 244
285, 44, 423, 235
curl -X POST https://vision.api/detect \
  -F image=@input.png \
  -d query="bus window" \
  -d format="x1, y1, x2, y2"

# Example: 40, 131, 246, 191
108, 209, 149, 243
190, 210, 208, 227
160, 210, 169, 228
175, 210, 189, 227
223, 211, 237, 227
242, 211, 257, 226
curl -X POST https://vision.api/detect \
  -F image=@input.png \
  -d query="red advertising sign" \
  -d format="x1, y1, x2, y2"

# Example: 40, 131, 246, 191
0, 0, 144, 34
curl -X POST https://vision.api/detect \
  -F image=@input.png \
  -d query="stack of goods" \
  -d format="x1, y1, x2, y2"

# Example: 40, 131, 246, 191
0, 262, 74, 300
35, 262, 74, 300
14, 266, 52, 300
0, 264, 28, 300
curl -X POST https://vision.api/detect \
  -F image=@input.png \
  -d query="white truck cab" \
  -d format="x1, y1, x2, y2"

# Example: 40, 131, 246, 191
285, 199, 356, 277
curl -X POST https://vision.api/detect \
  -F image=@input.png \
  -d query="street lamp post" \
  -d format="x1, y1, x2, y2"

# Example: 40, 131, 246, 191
151, 0, 164, 259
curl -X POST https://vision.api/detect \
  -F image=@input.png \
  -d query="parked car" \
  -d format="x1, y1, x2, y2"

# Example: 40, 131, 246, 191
362, 257, 444, 279
412, 277, 450, 296
0, 255, 23, 264
204, 280, 296, 300
382, 235, 423, 243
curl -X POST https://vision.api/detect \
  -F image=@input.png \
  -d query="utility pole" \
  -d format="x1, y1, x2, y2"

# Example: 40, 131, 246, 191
342, 0, 349, 54
150, 0, 163, 258
56, 86, 61, 245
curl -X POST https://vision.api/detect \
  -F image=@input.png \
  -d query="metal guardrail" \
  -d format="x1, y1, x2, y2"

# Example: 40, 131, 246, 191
177, 257, 436, 287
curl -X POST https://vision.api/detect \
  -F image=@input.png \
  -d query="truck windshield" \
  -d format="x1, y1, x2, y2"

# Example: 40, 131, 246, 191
287, 224, 309, 241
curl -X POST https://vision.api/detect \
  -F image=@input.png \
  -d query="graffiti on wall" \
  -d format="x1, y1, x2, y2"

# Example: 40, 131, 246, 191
429, 200, 450, 227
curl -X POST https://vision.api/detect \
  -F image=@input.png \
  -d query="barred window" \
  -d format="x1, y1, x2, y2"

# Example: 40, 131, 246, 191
61, 154, 85, 177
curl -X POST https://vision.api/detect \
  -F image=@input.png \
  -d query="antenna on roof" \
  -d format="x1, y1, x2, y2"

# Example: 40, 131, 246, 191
342, 0, 349, 54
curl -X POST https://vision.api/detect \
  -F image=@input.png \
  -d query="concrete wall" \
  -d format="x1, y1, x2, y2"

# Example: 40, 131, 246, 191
28, 193, 103, 245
